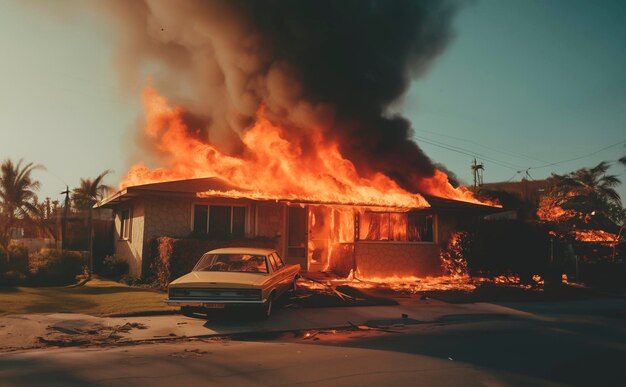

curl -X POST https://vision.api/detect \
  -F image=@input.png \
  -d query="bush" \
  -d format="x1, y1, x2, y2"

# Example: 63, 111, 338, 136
0, 245, 7, 274
0, 270, 27, 286
0, 243, 29, 273
29, 249, 85, 286
0, 243, 30, 286
7, 243, 29, 274
463, 221, 551, 284
440, 231, 470, 277
99, 255, 129, 279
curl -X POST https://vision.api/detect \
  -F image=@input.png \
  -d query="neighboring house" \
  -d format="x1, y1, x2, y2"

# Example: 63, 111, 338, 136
480, 178, 549, 204
96, 177, 498, 278
480, 179, 550, 221
7, 218, 57, 253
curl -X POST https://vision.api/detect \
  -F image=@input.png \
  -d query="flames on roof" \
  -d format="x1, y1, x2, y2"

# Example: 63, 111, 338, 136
112, 87, 498, 209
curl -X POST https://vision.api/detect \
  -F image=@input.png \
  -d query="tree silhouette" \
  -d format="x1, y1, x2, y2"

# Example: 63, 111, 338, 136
0, 159, 43, 250
72, 170, 112, 277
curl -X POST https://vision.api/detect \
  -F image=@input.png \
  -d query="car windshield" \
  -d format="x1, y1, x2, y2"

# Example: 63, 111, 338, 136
193, 253, 269, 274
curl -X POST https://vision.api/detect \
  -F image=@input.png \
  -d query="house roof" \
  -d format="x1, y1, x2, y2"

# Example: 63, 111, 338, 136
96, 177, 245, 208
97, 176, 501, 213
421, 194, 503, 213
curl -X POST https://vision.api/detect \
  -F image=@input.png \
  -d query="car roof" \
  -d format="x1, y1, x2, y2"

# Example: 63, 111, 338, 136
205, 247, 277, 256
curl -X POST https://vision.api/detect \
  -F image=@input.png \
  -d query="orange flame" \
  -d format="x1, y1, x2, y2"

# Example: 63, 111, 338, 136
536, 196, 577, 222
121, 86, 495, 208
572, 229, 619, 243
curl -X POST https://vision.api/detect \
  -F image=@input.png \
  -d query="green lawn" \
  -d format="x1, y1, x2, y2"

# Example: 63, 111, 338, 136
0, 278, 177, 316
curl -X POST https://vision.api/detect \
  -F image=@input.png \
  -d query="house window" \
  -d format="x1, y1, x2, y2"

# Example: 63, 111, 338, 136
120, 208, 131, 240
358, 212, 434, 242
192, 204, 246, 238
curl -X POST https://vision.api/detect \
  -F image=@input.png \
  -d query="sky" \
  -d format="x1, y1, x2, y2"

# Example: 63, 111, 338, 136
0, 0, 625, 203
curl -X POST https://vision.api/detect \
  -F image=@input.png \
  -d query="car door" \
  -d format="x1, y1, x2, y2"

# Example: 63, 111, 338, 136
271, 252, 292, 294
265, 253, 284, 295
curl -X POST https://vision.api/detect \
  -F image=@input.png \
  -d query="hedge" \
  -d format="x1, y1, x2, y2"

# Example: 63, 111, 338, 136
28, 249, 86, 286
0, 244, 30, 286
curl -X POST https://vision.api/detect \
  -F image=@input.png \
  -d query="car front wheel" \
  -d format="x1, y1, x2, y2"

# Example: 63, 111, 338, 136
261, 294, 274, 318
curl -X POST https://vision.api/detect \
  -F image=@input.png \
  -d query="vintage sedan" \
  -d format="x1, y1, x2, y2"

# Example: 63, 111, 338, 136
165, 247, 300, 317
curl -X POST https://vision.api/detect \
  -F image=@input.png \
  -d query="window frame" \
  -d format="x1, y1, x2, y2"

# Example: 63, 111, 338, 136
191, 203, 247, 237
356, 211, 436, 244
267, 254, 279, 273
120, 208, 132, 241
272, 253, 285, 269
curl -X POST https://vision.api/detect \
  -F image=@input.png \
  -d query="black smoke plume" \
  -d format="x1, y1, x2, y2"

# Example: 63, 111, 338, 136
101, 0, 460, 193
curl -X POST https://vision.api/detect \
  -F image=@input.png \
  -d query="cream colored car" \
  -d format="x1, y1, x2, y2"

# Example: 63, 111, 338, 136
165, 247, 300, 317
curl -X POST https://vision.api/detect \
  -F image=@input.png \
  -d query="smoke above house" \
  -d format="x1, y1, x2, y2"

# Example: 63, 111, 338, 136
93, 0, 485, 205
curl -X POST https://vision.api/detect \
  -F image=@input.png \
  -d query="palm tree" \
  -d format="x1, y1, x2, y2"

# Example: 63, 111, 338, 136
548, 161, 622, 225
0, 159, 44, 251
72, 170, 112, 277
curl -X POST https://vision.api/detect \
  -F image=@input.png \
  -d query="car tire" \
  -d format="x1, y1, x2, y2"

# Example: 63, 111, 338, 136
261, 293, 274, 319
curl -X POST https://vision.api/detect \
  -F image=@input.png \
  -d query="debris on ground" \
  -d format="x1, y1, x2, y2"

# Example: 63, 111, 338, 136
286, 276, 398, 308
34, 321, 150, 349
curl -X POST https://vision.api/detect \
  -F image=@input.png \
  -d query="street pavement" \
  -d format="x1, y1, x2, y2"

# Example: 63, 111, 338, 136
1, 296, 550, 352
1, 297, 625, 386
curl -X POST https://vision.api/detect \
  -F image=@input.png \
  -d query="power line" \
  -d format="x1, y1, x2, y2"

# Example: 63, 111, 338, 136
505, 171, 521, 182
415, 129, 626, 180
527, 139, 626, 170
414, 134, 523, 170
414, 127, 551, 164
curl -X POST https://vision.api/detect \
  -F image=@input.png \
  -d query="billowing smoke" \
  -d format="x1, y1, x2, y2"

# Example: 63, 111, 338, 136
100, 0, 460, 193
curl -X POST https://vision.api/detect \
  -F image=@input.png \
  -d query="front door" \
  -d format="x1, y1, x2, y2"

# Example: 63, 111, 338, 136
286, 206, 307, 269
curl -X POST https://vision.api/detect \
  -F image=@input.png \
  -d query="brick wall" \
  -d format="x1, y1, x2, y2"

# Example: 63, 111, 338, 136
355, 242, 443, 277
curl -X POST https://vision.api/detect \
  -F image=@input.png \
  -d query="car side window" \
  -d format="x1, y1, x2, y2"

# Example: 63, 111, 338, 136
272, 253, 284, 269
267, 254, 278, 272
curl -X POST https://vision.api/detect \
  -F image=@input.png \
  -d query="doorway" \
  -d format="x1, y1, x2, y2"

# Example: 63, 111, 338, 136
286, 206, 307, 269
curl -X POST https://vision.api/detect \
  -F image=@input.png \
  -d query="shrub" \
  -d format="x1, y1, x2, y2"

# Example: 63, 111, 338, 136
7, 243, 29, 274
463, 220, 551, 284
0, 243, 29, 286
29, 249, 85, 286
0, 270, 27, 286
440, 231, 470, 277
0, 245, 7, 274
99, 255, 129, 279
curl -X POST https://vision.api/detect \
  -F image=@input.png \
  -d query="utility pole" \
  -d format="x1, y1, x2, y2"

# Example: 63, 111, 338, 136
61, 186, 70, 250
471, 158, 484, 190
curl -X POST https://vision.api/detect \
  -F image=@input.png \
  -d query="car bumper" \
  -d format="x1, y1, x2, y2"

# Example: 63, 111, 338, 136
165, 298, 266, 307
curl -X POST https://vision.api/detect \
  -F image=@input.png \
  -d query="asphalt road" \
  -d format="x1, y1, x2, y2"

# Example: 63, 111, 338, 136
1, 303, 625, 386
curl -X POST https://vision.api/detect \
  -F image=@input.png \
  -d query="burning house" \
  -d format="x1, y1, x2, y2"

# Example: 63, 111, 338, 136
93, 1, 502, 279
97, 177, 498, 278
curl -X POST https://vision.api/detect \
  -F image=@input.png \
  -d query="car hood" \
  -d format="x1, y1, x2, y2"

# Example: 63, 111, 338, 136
169, 271, 268, 288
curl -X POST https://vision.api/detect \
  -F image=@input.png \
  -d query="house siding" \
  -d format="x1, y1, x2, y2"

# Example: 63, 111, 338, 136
140, 196, 264, 277
355, 242, 443, 277
143, 196, 193, 241
112, 193, 474, 279
354, 212, 459, 278
114, 201, 145, 278
255, 201, 287, 262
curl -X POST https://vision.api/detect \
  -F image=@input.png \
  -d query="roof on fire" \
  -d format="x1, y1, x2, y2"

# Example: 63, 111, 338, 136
95, 177, 244, 208
96, 177, 501, 212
